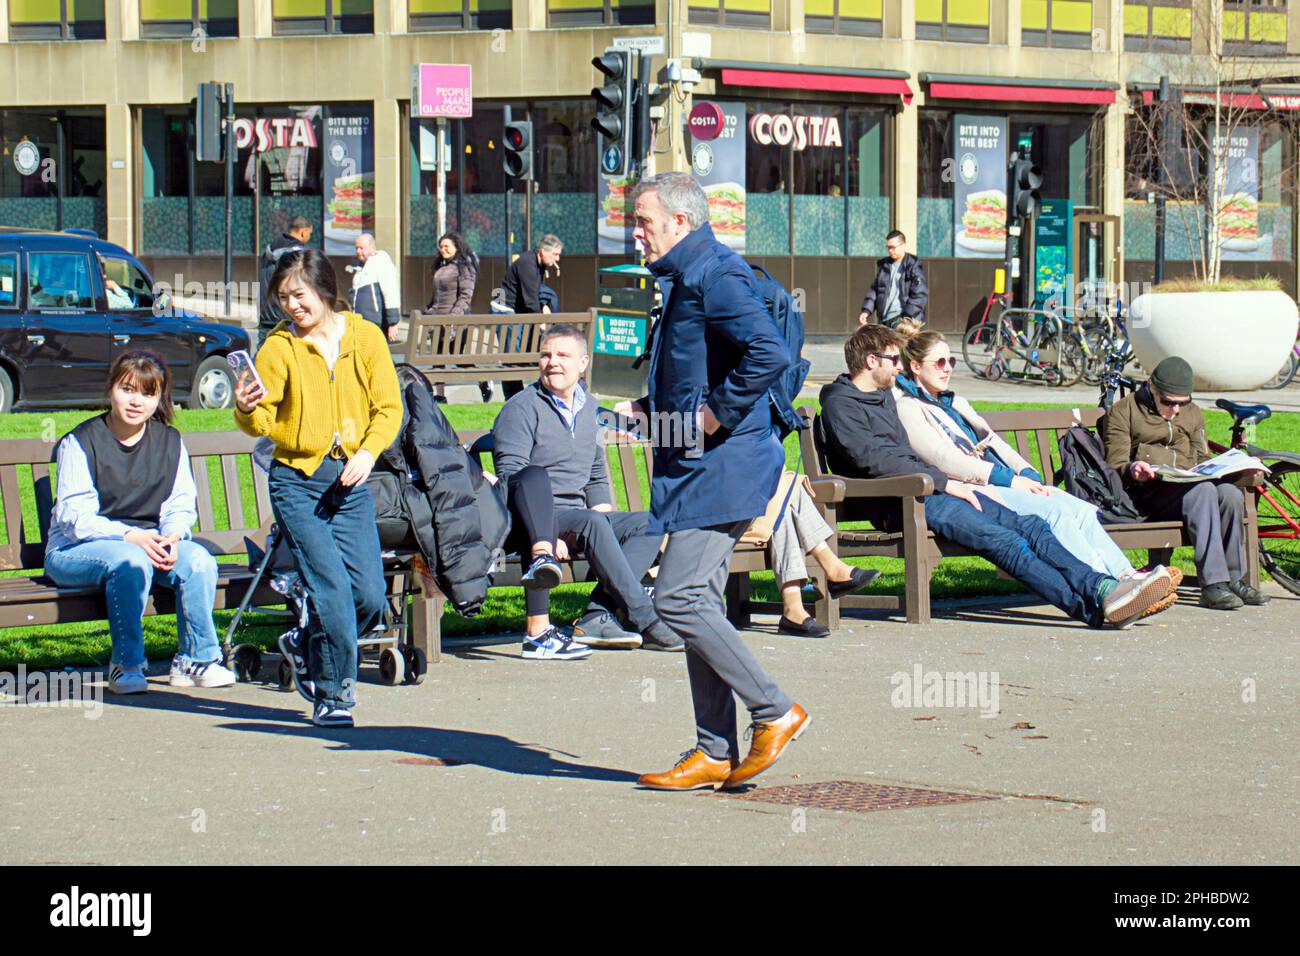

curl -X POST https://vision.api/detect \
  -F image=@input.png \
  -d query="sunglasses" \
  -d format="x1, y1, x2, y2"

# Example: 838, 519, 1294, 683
927, 356, 956, 370
871, 352, 903, 367
1156, 393, 1190, 409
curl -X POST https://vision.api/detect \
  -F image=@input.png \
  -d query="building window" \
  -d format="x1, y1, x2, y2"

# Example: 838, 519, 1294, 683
0, 109, 107, 236
804, 0, 883, 36
915, 0, 989, 43
1123, 1, 1192, 52
408, 0, 511, 31
688, 0, 771, 30
7, 0, 106, 40
1224, 1, 1288, 56
271, 0, 372, 35
1022, 0, 1093, 48
140, 0, 239, 39
547, 0, 654, 27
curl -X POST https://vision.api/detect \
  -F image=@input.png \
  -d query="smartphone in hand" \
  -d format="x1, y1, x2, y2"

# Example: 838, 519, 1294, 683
227, 350, 264, 394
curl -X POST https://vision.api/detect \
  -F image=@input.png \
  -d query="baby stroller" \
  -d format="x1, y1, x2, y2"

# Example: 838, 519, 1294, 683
222, 440, 426, 688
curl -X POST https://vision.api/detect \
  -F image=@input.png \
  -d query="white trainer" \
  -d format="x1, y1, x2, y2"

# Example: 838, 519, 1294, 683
521, 626, 592, 661
108, 663, 149, 695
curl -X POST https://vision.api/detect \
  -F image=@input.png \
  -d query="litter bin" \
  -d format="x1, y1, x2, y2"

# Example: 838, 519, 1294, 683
591, 264, 656, 399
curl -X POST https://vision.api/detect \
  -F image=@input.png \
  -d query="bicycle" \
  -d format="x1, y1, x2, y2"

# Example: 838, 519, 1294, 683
1098, 345, 1300, 595
962, 294, 1087, 387
1075, 298, 1134, 387
1261, 331, 1299, 390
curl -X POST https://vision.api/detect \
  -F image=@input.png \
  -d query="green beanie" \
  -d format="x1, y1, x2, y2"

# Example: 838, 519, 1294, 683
1150, 356, 1194, 395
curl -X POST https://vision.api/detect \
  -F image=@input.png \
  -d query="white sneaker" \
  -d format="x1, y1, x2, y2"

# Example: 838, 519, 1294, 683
187, 658, 238, 688
169, 654, 194, 687
108, 663, 149, 695
521, 626, 592, 661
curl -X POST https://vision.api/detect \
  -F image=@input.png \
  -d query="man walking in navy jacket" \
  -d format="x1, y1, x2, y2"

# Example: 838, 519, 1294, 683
616, 173, 809, 791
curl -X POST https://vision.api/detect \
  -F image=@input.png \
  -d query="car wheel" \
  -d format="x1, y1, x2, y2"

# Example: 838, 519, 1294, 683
191, 355, 235, 409
0, 367, 13, 414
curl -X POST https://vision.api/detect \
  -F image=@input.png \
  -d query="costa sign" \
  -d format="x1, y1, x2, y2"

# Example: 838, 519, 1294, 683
232, 117, 319, 153
688, 101, 726, 141
748, 112, 843, 150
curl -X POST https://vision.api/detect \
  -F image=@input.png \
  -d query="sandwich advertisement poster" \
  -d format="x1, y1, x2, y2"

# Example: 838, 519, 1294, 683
687, 100, 746, 252
1213, 128, 1268, 262
323, 107, 375, 256
952, 114, 1008, 259
597, 173, 637, 255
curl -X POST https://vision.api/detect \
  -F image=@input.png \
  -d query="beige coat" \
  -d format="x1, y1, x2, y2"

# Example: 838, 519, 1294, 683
895, 388, 1035, 485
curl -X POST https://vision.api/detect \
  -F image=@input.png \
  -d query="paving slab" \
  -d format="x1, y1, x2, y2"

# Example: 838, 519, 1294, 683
3, 586, 1295, 865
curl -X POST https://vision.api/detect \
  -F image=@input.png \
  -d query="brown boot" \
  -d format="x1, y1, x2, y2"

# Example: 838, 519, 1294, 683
638, 748, 737, 791
723, 704, 811, 789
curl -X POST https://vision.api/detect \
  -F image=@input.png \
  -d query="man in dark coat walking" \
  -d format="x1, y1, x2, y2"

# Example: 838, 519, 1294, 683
257, 216, 313, 348
616, 172, 809, 792
858, 230, 928, 328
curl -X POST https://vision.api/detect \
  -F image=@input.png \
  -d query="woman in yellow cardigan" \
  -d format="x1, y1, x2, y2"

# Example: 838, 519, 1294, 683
234, 248, 402, 728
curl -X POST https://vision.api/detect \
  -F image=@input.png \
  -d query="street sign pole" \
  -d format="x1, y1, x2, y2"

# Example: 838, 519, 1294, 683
436, 117, 448, 238
503, 106, 512, 262
223, 82, 234, 318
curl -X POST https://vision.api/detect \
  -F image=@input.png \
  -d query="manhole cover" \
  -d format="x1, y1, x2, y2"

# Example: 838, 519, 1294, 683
720, 780, 998, 813
394, 757, 465, 767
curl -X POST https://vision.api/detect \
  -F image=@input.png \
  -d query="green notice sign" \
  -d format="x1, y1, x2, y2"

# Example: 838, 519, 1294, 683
594, 311, 647, 357
1035, 199, 1073, 307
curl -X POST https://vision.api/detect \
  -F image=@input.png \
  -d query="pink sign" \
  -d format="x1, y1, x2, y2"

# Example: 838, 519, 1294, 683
415, 64, 473, 119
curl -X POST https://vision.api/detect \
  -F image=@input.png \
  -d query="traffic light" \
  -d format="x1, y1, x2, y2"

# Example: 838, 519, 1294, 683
592, 49, 636, 178
195, 82, 225, 163
502, 119, 533, 180
1008, 158, 1044, 222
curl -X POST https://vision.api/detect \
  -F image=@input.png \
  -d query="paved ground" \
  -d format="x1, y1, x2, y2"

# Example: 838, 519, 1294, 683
3, 585, 1296, 865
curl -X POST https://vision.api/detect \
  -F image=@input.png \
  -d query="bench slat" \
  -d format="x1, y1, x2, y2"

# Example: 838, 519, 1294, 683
191, 458, 216, 532
253, 463, 273, 527
0, 464, 25, 570
221, 455, 243, 530
1034, 429, 1056, 478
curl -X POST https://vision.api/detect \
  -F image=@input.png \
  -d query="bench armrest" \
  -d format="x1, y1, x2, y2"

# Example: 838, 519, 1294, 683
808, 477, 846, 505
836, 474, 936, 499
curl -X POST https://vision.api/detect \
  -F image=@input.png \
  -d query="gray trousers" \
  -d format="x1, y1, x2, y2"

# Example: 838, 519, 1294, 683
654, 521, 793, 760
769, 484, 835, 586
1135, 480, 1246, 586
556, 509, 662, 633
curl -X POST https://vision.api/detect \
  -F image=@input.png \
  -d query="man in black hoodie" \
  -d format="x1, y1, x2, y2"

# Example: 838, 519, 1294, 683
817, 324, 1174, 628
257, 216, 313, 348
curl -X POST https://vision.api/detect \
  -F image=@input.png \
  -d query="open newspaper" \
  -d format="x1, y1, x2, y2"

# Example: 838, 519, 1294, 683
1154, 448, 1270, 483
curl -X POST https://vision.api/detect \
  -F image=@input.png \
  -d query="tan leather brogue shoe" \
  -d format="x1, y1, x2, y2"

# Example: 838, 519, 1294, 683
637, 748, 737, 791
723, 704, 810, 789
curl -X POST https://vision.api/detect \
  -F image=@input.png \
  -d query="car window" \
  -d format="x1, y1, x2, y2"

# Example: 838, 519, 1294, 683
0, 255, 16, 308
100, 256, 154, 311
28, 252, 96, 311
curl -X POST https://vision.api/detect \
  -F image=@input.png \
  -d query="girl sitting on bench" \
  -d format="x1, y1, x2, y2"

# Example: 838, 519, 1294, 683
45, 350, 234, 694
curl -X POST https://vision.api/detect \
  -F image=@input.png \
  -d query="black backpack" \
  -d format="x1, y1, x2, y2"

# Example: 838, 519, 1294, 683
1056, 425, 1144, 525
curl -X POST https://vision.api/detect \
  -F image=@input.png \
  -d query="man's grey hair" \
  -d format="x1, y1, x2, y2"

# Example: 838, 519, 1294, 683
538, 234, 564, 252
631, 173, 710, 230
540, 323, 587, 354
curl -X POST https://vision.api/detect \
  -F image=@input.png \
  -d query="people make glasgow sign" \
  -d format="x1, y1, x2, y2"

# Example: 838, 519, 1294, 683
747, 111, 843, 151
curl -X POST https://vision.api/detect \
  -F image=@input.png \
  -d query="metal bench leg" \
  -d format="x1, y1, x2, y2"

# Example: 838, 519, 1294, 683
814, 505, 840, 629
1244, 491, 1262, 589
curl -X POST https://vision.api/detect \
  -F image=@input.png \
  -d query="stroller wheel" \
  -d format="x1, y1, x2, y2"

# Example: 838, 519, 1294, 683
232, 644, 262, 682
277, 658, 295, 691
379, 647, 405, 686
404, 647, 427, 685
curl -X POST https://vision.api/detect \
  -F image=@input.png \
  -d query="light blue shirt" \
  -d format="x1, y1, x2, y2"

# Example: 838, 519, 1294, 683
541, 381, 588, 435
45, 434, 198, 555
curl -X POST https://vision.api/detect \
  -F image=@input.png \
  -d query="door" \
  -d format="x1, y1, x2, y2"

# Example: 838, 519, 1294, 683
1074, 214, 1122, 313
19, 247, 112, 404
100, 255, 196, 392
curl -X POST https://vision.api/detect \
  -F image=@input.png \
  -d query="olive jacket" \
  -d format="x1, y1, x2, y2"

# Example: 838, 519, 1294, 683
1102, 384, 1210, 485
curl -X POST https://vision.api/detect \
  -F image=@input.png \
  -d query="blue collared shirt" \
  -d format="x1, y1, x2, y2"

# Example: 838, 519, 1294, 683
541, 381, 588, 435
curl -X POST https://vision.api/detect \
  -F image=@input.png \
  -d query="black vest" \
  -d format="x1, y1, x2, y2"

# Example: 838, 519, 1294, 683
69, 415, 182, 530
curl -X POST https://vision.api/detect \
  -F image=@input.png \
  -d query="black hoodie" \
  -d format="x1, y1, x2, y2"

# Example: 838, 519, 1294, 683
817, 373, 949, 530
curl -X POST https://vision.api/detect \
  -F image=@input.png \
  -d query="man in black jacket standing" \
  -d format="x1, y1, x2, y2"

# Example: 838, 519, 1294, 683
257, 216, 312, 348
499, 234, 563, 399
858, 230, 927, 328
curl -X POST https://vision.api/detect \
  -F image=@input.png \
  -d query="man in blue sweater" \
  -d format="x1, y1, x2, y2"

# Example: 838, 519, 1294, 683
491, 324, 683, 656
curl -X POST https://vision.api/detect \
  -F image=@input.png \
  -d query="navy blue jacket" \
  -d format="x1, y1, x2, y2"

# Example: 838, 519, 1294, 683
643, 224, 790, 534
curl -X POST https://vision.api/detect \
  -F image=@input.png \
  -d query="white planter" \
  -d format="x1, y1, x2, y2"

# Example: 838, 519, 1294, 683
1128, 290, 1299, 390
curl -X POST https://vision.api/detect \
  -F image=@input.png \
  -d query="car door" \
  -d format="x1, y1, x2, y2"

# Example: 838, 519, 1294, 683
19, 243, 112, 405
101, 254, 196, 392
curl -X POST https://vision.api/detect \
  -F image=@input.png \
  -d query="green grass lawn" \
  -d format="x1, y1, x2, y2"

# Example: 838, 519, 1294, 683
3, 395, 1296, 669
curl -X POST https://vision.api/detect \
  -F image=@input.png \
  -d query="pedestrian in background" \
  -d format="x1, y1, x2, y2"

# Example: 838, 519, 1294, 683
350, 232, 403, 343
858, 229, 927, 329
426, 231, 490, 402
257, 216, 313, 349
499, 234, 563, 400
235, 249, 402, 729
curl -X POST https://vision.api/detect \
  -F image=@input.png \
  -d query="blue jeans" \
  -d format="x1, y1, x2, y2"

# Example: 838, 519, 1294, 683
979, 487, 1133, 578
269, 458, 386, 710
923, 494, 1111, 626
45, 538, 220, 667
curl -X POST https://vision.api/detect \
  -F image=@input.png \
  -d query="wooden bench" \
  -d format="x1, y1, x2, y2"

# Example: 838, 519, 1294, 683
0, 431, 440, 670
393, 310, 598, 388
799, 406, 1262, 626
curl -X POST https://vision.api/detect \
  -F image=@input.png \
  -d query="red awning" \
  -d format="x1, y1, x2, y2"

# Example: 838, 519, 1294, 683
1157, 89, 1300, 110
719, 68, 913, 104
928, 81, 1116, 106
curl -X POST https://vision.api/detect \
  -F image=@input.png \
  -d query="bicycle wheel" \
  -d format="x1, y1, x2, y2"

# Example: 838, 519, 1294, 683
962, 322, 1001, 379
1056, 333, 1086, 387
1080, 326, 1112, 387
1261, 351, 1299, 390
1257, 463, 1300, 596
